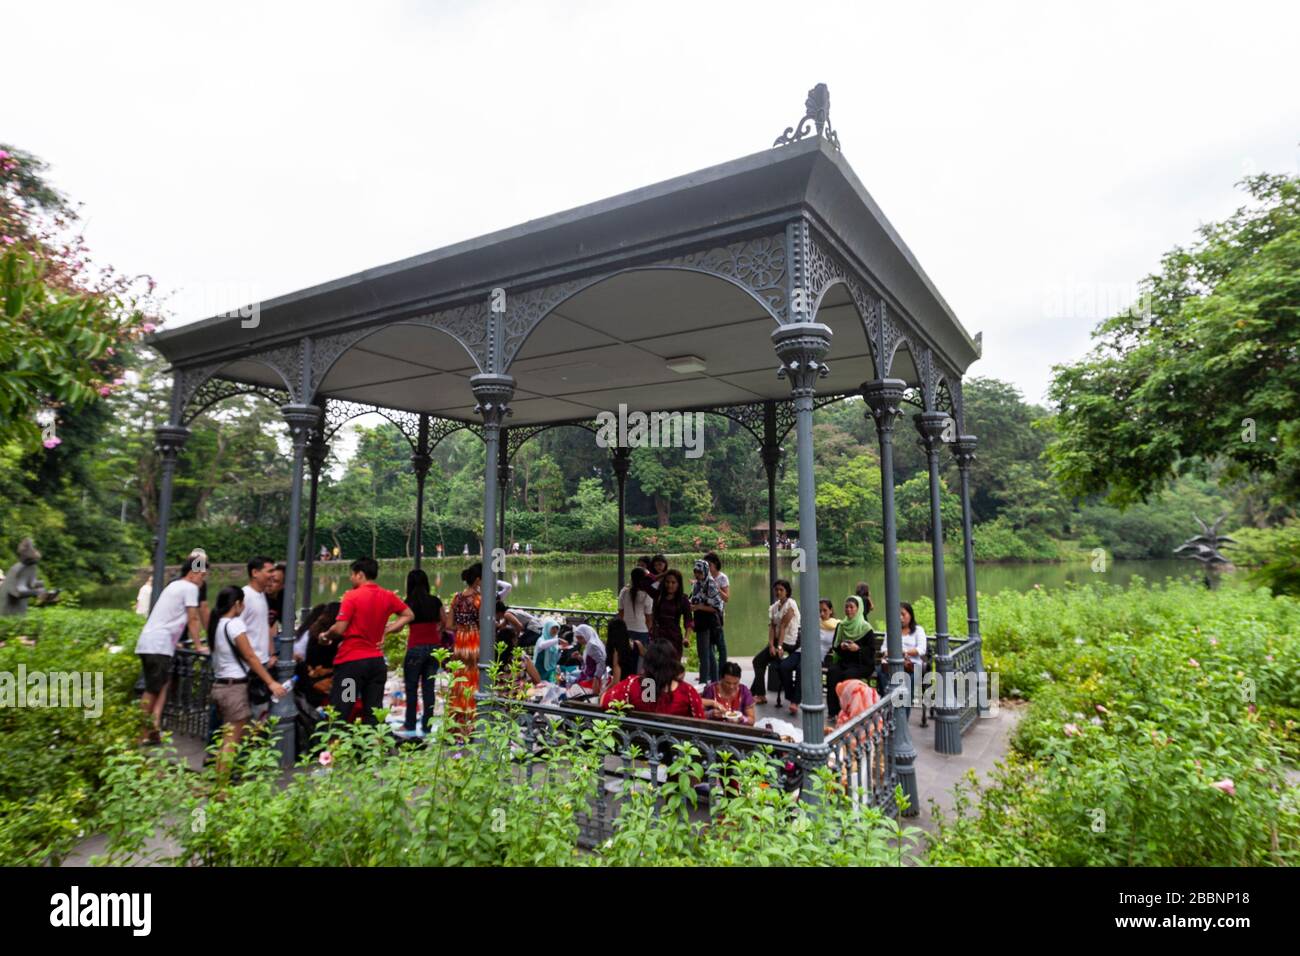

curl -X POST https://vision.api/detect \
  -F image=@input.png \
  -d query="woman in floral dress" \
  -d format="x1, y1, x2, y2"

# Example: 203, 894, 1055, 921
449, 563, 483, 728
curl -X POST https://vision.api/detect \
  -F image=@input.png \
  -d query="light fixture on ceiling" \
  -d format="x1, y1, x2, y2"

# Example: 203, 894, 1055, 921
666, 354, 707, 374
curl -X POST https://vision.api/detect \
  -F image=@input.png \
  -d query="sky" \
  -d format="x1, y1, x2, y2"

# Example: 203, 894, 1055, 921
5, 0, 1299, 410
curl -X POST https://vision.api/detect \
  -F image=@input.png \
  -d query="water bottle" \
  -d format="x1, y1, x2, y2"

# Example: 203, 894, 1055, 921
273, 675, 297, 701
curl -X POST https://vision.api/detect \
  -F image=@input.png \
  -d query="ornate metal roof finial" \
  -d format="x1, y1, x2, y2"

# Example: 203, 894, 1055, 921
773, 83, 841, 151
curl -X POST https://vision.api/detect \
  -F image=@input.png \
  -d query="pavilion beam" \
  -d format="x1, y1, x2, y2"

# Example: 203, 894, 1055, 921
275, 401, 322, 768
773, 322, 832, 751
472, 373, 514, 696
863, 378, 920, 815
612, 446, 631, 595
412, 414, 432, 570
916, 411, 959, 755
953, 434, 988, 715
761, 400, 780, 594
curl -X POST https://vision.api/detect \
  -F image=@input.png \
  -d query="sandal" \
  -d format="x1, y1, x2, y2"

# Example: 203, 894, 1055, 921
754, 696, 767, 705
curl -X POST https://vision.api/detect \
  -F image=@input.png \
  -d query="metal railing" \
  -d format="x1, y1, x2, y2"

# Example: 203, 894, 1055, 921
825, 688, 899, 814
492, 696, 805, 848
950, 637, 981, 733
161, 647, 212, 741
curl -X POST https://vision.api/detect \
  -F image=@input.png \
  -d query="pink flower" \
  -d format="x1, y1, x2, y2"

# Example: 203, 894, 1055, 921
1208, 637, 1218, 646
112, 377, 126, 386
42, 436, 62, 449
98, 385, 113, 397
141, 322, 157, 333
1095, 704, 1109, 715
1266, 655, 1274, 662
1188, 658, 1200, 668
1211, 778, 1236, 797
318, 750, 333, 768
1, 236, 15, 245
1063, 723, 1081, 737
1247, 703, 1258, 715
0, 150, 10, 159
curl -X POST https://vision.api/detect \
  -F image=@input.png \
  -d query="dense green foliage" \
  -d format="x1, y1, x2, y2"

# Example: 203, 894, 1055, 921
92, 658, 920, 867
1047, 173, 1300, 513
927, 581, 1300, 866
0, 609, 144, 865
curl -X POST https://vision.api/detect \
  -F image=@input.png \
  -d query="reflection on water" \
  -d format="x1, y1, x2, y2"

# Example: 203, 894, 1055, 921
89, 557, 1204, 657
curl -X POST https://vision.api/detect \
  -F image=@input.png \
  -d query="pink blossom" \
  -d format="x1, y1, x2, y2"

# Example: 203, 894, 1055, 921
1211, 778, 1236, 797
112, 377, 126, 386
1266, 655, 1274, 662
141, 322, 157, 333
1, 236, 15, 245
318, 751, 333, 768
1208, 637, 1218, 646
42, 436, 62, 449
98, 385, 113, 397
1063, 723, 1081, 737
0, 150, 10, 159
1095, 704, 1109, 714
1188, 658, 1200, 668
1247, 703, 1258, 715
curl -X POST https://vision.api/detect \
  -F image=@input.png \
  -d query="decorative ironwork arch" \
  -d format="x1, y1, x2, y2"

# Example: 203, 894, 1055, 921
319, 399, 423, 451
308, 318, 488, 402
505, 418, 602, 463
181, 378, 290, 425
174, 355, 298, 422
500, 232, 790, 371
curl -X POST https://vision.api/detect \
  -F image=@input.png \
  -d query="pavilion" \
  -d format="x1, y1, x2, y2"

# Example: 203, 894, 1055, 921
147, 85, 988, 808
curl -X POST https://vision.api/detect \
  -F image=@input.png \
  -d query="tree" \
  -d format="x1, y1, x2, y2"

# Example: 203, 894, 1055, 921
1046, 172, 1300, 510
0, 144, 155, 446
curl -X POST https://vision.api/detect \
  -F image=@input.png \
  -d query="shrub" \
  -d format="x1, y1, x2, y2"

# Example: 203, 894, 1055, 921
0, 608, 144, 865
927, 580, 1300, 866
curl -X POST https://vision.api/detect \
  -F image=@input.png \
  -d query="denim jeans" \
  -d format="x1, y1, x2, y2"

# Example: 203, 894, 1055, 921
695, 624, 722, 684
403, 644, 439, 732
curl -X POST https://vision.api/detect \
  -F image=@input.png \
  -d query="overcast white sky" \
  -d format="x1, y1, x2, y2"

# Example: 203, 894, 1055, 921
5, 0, 1298, 407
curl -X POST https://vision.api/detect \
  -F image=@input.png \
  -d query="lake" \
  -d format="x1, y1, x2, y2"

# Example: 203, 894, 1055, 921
91, 556, 1205, 657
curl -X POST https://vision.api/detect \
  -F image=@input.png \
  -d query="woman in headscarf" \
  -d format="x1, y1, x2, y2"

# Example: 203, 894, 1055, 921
833, 678, 880, 728
532, 619, 564, 683
824, 595, 876, 720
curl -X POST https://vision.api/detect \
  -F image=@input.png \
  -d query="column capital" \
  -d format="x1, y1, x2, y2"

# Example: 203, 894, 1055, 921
154, 423, 191, 459
772, 322, 832, 398
860, 378, 908, 434
952, 433, 978, 469
470, 373, 515, 429
913, 410, 952, 454
410, 451, 433, 479
281, 404, 323, 445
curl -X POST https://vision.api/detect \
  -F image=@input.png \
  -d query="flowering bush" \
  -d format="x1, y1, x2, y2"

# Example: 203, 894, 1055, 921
927, 580, 1300, 866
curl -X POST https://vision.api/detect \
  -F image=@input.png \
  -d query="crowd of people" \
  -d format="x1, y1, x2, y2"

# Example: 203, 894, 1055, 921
134, 546, 926, 763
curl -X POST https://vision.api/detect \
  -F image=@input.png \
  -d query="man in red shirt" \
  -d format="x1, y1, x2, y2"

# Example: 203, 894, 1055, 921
325, 557, 413, 724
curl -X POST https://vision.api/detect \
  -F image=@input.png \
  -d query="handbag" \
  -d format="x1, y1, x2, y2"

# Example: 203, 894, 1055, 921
222, 619, 272, 705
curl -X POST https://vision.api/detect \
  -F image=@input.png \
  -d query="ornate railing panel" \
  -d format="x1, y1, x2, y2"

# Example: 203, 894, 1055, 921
950, 637, 982, 733
161, 648, 212, 741
492, 698, 803, 849
824, 689, 898, 814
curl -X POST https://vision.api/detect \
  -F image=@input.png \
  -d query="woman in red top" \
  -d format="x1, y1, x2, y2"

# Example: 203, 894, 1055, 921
402, 569, 446, 734
649, 569, 690, 659
601, 639, 705, 719
449, 563, 483, 731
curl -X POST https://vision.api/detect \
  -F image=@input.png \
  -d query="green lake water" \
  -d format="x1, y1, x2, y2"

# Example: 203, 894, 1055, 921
89, 557, 1204, 658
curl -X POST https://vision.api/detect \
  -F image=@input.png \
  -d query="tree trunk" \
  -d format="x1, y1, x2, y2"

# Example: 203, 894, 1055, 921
655, 495, 670, 527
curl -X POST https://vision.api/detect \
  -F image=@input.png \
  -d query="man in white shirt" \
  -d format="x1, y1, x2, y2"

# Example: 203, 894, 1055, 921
240, 556, 277, 718
135, 555, 208, 744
